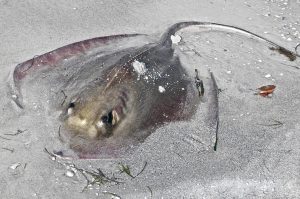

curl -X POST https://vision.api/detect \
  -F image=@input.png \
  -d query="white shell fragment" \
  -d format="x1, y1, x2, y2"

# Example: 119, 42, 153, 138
65, 170, 75, 177
171, 34, 181, 44
265, 74, 271, 78
9, 163, 21, 170
132, 60, 147, 75
158, 86, 166, 93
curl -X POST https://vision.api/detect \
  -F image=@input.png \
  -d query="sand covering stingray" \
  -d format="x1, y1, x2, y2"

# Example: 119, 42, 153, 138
10, 22, 300, 159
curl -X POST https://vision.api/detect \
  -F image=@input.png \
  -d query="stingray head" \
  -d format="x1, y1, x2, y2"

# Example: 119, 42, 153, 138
64, 83, 135, 140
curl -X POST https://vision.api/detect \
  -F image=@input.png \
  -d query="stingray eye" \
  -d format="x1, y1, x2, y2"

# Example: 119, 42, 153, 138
68, 102, 75, 108
101, 111, 113, 125
98, 110, 119, 130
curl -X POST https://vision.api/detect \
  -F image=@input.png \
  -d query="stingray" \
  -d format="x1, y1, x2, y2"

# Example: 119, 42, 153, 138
11, 21, 299, 159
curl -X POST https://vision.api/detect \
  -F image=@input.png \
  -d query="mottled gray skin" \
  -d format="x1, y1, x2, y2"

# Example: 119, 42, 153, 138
62, 43, 199, 158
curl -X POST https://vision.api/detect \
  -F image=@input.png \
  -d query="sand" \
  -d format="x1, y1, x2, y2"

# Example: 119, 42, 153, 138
0, 0, 300, 198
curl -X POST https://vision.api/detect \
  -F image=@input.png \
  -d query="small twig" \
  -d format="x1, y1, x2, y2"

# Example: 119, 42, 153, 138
71, 164, 122, 192
102, 191, 121, 199
44, 147, 122, 191
135, 161, 148, 178
94, 169, 122, 184
295, 43, 300, 55
119, 161, 147, 179
194, 69, 204, 97
43, 148, 94, 191
210, 71, 220, 152
147, 186, 153, 198
0, 135, 11, 140
218, 88, 225, 93
4, 129, 27, 136
43, 149, 96, 191
44, 147, 57, 160
119, 163, 134, 178
73, 167, 91, 192
214, 134, 219, 151
258, 120, 284, 128
192, 49, 202, 57
269, 46, 297, 61
2, 147, 14, 153
174, 151, 183, 158
60, 90, 67, 106
57, 125, 64, 143
270, 120, 283, 126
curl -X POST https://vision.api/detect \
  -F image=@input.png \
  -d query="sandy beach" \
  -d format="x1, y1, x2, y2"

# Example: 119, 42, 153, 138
0, 1, 299, 198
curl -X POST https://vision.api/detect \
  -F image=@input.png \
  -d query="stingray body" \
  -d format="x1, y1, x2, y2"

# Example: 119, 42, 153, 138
11, 22, 299, 158
13, 31, 200, 158
60, 43, 199, 158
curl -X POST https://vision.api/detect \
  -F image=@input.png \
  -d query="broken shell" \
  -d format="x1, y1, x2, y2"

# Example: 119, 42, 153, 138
257, 85, 276, 97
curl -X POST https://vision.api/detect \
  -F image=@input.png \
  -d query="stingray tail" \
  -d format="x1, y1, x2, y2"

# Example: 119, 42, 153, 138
160, 21, 299, 61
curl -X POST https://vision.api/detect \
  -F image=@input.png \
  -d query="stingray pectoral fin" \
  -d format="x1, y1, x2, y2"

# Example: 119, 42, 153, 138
11, 34, 154, 108
13, 34, 149, 82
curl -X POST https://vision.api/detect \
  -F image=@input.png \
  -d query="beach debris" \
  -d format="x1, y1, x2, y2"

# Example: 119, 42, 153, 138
60, 90, 67, 106
2, 147, 14, 153
171, 34, 181, 44
147, 186, 153, 198
195, 69, 204, 97
118, 161, 148, 179
44, 148, 122, 191
119, 163, 134, 178
132, 60, 147, 75
295, 43, 300, 54
209, 71, 219, 152
4, 129, 27, 136
256, 85, 276, 97
265, 74, 271, 78
65, 170, 75, 178
44, 148, 59, 161
76, 166, 123, 192
0, 135, 11, 140
102, 191, 121, 199
9, 163, 21, 170
269, 46, 297, 61
258, 119, 284, 128
44, 148, 149, 192
158, 86, 166, 93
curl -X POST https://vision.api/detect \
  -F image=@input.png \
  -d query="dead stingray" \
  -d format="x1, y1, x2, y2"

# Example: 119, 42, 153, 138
11, 21, 299, 159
